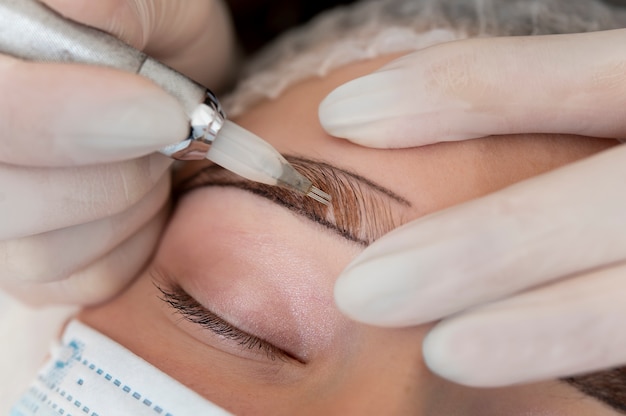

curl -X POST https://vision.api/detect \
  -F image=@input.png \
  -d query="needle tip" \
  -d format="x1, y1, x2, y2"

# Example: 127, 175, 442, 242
307, 186, 332, 206
277, 163, 332, 206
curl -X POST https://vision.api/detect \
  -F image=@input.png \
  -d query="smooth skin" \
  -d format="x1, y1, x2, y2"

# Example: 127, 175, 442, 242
0, 0, 235, 305
80, 55, 619, 415
319, 29, 626, 386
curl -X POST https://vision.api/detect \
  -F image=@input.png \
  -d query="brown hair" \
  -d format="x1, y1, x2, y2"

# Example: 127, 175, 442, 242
566, 368, 626, 413
175, 158, 626, 413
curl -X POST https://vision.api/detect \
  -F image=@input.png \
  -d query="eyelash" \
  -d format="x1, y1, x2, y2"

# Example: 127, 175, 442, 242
155, 282, 299, 363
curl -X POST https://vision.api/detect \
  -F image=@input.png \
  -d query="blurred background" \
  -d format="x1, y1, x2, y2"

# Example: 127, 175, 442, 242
226, 0, 359, 54
226, 0, 626, 56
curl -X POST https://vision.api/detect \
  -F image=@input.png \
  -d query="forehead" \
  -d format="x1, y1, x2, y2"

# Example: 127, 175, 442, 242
226, 53, 616, 225
225, 56, 493, 223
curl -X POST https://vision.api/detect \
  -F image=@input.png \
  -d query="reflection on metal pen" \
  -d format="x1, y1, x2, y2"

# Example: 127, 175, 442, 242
0, 0, 331, 205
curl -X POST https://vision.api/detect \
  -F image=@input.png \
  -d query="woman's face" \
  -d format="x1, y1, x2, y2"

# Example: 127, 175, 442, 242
79, 55, 618, 415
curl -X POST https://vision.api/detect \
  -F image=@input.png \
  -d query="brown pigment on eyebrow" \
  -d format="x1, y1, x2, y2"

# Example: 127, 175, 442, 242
175, 156, 408, 245
289, 157, 405, 244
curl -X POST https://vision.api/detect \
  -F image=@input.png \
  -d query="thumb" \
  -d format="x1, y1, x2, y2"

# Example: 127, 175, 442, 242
319, 29, 626, 148
41, 0, 234, 87
40, 0, 153, 49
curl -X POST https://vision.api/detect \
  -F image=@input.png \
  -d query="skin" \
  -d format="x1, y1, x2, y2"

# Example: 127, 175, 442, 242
79, 55, 619, 415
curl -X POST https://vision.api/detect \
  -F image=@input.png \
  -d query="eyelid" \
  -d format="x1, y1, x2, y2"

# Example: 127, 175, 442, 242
155, 281, 305, 364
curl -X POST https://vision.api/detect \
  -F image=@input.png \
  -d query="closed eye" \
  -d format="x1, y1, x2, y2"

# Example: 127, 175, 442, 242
155, 280, 305, 364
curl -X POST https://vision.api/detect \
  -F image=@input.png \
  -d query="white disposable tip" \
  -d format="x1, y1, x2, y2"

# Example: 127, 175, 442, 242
206, 121, 285, 186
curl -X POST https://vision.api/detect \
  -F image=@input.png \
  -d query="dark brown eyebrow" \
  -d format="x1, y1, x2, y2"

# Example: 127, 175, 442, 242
565, 368, 626, 415
174, 156, 412, 246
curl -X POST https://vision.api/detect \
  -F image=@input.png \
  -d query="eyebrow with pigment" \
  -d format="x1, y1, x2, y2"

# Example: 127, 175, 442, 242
174, 156, 412, 246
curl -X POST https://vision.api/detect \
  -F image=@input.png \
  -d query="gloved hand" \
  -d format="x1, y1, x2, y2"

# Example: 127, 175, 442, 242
319, 29, 626, 387
0, 0, 235, 305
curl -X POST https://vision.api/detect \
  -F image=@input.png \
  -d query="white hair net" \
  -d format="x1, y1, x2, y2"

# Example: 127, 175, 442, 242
224, 0, 626, 116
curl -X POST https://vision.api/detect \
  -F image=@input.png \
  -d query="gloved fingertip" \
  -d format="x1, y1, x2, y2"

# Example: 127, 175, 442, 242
422, 323, 481, 386
319, 71, 409, 148
333, 265, 380, 324
423, 318, 532, 388
318, 116, 394, 149
334, 253, 430, 327
61, 83, 189, 164
319, 89, 373, 146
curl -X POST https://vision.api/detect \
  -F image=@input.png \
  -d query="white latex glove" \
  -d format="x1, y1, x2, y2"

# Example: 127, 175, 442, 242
0, 0, 235, 305
319, 29, 626, 387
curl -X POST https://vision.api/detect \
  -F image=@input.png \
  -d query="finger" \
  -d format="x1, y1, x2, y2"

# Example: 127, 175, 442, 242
2, 206, 167, 306
319, 29, 626, 148
423, 263, 626, 387
334, 144, 626, 326
42, 0, 235, 88
0, 173, 169, 283
0, 154, 171, 239
0, 54, 187, 166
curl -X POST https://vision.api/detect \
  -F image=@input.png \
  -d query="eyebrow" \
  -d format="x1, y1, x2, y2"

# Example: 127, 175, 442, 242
174, 156, 412, 246
565, 370, 626, 415
173, 158, 626, 413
